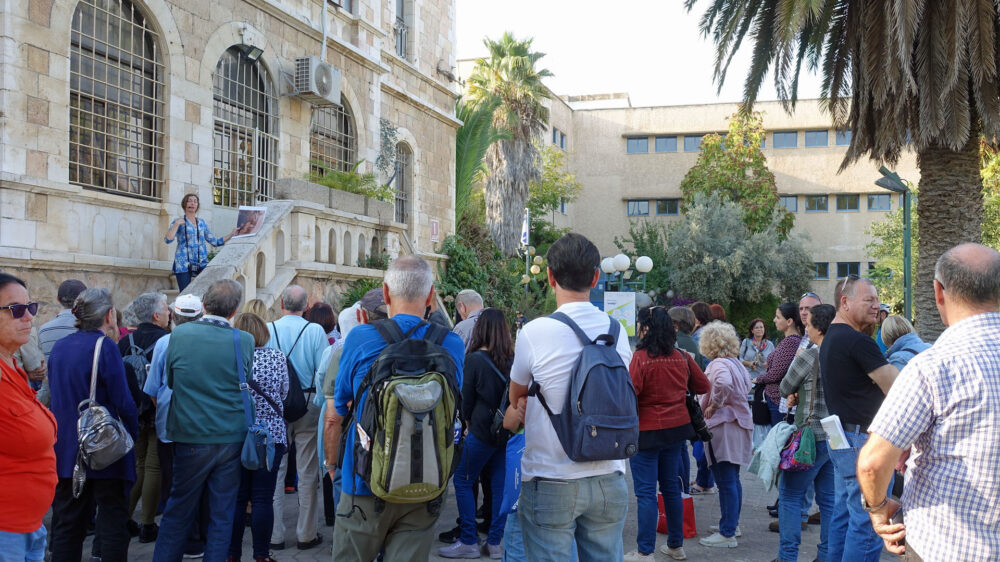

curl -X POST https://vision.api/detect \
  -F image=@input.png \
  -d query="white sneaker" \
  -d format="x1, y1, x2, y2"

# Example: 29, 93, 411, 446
659, 544, 687, 560
698, 532, 738, 548
624, 551, 655, 562
708, 524, 742, 537
438, 541, 481, 559
485, 543, 503, 560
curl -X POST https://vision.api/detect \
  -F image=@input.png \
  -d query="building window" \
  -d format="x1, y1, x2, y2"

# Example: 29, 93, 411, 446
329, 0, 352, 11
69, 0, 165, 199
867, 193, 890, 211
212, 46, 279, 207
552, 128, 558, 145
560, 132, 566, 149
835, 130, 852, 146
394, 0, 410, 59
655, 136, 677, 153
773, 131, 798, 148
656, 199, 679, 215
814, 262, 829, 279
868, 261, 878, 272
804, 130, 828, 147
805, 195, 828, 212
560, 198, 566, 214
393, 143, 412, 225
627, 200, 649, 216
684, 135, 703, 152
309, 99, 356, 176
837, 262, 860, 278
836, 194, 860, 211
778, 195, 798, 213
626, 137, 648, 154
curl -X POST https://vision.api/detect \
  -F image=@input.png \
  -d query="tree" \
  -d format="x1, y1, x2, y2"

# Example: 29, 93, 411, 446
688, 0, 1000, 339
679, 111, 793, 238
666, 193, 813, 305
527, 143, 582, 222
455, 96, 507, 226
466, 32, 553, 257
981, 140, 1000, 249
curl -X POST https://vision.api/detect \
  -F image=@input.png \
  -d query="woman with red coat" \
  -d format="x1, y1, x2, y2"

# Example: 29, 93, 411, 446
625, 307, 711, 562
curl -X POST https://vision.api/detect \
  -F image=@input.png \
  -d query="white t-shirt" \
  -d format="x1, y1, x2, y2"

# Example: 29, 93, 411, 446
510, 301, 633, 481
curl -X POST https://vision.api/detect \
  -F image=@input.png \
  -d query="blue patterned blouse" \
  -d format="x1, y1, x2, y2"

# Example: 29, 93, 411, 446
164, 217, 225, 273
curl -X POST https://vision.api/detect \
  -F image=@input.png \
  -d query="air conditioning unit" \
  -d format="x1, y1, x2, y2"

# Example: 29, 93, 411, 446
294, 56, 341, 106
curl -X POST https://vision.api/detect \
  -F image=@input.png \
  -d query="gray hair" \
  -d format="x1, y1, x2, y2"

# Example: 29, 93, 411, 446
384, 256, 433, 301
668, 306, 696, 334
173, 310, 202, 326
203, 279, 243, 318
935, 243, 1000, 306
456, 289, 483, 308
881, 315, 916, 348
121, 302, 138, 328
834, 276, 875, 310
74, 288, 114, 332
281, 285, 308, 313
131, 293, 167, 324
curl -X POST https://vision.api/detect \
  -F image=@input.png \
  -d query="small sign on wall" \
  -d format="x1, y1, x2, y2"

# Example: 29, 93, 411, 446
430, 219, 440, 242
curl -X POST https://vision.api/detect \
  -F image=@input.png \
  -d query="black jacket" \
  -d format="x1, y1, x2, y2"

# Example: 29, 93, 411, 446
461, 350, 509, 447
118, 322, 169, 422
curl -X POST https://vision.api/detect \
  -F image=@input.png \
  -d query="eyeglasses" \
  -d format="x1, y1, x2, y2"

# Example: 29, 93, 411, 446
839, 274, 860, 296
934, 276, 945, 291
0, 302, 38, 319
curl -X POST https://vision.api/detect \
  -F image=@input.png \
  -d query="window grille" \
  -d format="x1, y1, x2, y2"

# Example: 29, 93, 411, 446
394, 144, 411, 225
394, 0, 408, 59
69, 0, 164, 199
310, 99, 356, 175
212, 47, 278, 207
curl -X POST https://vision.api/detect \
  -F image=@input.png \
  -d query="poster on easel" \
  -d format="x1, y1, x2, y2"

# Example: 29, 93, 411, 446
233, 206, 266, 238
604, 291, 636, 337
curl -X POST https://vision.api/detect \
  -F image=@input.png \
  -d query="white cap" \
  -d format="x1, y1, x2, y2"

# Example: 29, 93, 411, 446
172, 294, 204, 317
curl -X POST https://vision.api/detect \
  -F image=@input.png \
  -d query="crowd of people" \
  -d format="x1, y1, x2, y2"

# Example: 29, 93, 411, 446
1, 233, 998, 562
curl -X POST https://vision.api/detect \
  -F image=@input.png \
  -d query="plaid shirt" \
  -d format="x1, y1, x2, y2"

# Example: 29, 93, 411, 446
165, 217, 224, 273
869, 312, 1000, 561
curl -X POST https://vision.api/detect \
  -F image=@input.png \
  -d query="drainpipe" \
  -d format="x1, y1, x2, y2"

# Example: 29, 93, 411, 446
321, 1, 328, 61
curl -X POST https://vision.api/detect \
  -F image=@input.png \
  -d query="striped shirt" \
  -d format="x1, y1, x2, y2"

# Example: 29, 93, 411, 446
869, 312, 1000, 561
779, 346, 828, 439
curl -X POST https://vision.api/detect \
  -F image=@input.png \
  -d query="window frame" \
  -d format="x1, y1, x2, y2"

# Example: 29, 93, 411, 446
626, 199, 650, 216
683, 135, 703, 152
804, 130, 829, 147
654, 136, 677, 153
805, 195, 828, 212
393, 142, 412, 226
814, 262, 829, 280
655, 198, 679, 215
836, 262, 861, 278
867, 193, 891, 211
835, 130, 852, 146
836, 194, 860, 212
309, 98, 357, 176
778, 195, 798, 213
626, 137, 649, 154
773, 131, 798, 149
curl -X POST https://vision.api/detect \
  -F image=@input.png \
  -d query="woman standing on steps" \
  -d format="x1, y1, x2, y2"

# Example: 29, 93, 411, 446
164, 193, 236, 291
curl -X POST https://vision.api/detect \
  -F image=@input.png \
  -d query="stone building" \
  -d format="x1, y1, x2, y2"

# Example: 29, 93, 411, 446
2, 0, 459, 320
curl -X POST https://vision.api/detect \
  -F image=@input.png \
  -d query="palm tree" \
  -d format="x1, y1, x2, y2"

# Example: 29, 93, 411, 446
455, 96, 508, 226
688, 0, 1000, 339
467, 32, 553, 257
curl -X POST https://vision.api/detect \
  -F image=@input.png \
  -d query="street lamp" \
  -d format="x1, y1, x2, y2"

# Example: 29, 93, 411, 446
875, 166, 912, 321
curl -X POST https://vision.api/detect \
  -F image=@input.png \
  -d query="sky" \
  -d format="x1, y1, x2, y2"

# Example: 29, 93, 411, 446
455, 0, 824, 107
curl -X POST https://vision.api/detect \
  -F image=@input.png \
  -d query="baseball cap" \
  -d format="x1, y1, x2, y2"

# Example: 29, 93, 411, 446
172, 294, 204, 317
879, 303, 891, 313
359, 288, 388, 318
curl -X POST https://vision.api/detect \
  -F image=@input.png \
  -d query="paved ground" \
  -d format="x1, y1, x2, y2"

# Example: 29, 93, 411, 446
82, 459, 895, 562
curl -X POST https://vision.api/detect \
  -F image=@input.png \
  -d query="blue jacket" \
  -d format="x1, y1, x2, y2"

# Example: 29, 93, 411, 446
48, 330, 139, 481
885, 332, 932, 371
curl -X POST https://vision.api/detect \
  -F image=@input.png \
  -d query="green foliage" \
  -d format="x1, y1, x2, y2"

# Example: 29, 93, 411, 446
309, 159, 395, 202
613, 220, 672, 293
679, 111, 793, 239
865, 190, 919, 311
375, 119, 399, 178
455, 97, 508, 225
981, 140, 1000, 250
666, 193, 813, 306
359, 253, 390, 270
729, 295, 782, 340
527, 143, 582, 219
341, 277, 382, 309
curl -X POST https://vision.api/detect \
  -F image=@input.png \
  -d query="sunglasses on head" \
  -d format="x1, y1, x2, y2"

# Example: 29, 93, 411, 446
0, 302, 38, 319
800, 292, 819, 300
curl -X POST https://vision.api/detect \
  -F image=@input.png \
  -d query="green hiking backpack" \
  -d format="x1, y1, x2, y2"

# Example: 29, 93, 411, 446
345, 319, 463, 504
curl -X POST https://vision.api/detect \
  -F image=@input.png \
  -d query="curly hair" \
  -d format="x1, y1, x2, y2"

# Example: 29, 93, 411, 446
698, 321, 741, 360
636, 306, 677, 358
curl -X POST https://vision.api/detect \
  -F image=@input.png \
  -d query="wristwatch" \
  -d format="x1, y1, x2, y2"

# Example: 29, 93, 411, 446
862, 495, 888, 513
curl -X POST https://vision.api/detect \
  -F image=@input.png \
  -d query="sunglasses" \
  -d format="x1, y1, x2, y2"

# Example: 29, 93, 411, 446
800, 292, 819, 300
839, 274, 860, 296
0, 302, 38, 319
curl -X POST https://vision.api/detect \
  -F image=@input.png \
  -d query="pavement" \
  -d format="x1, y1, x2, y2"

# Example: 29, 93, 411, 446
81, 460, 896, 562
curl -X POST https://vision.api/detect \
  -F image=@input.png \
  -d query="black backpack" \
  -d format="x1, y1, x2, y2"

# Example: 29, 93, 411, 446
122, 333, 156, 416
271, 322, 310, 423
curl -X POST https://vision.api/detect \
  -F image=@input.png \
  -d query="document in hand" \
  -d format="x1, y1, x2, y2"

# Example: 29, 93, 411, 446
820, 415, 850, 450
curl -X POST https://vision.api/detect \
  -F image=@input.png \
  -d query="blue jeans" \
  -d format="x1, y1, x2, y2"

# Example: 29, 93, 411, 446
0, 526, 46, 562
767, 396, 784, 426
175, 271, 193, 292
229, 444, 286, 558
454, 432, 506, 546
503, 514, 577, 562
519, 472, 628, 562
778, 440, 836, 562
691, 441, 716, 489
629, 441, 684, 554
153, 442, 242, 562
827, 430, 893, 562
677, 441, 691, 494
709, 461, 742, 538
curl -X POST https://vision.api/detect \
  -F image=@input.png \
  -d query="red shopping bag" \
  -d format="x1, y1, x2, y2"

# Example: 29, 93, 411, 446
657, 492, 697, 538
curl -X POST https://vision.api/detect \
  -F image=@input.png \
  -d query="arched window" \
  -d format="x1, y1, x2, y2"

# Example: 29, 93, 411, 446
212, 46, 278, 207
69, 0, 164, 199
309, 98, 356, 175
393, 143, 411, 226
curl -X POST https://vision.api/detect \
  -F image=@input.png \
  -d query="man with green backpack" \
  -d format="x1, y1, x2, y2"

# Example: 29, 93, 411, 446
328, 255, 466, 560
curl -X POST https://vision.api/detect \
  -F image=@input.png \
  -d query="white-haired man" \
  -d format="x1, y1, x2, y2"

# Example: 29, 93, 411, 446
452, 289, 484, 346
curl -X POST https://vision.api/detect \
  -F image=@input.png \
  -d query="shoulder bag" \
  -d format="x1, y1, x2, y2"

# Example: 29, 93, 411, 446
480, 351, 512, 445
682, 351, 713, 442
237, 330, 276, 471
73, 336, 135, 497
778, 364, 818, 471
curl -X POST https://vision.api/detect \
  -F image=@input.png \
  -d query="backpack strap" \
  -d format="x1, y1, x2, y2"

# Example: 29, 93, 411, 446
373, 319, 407, 345
548, 312, 592, 346
423, 322, 449, 346
234, 329, 255, 428
287, 323, 310, 355
478, 350, 508, 385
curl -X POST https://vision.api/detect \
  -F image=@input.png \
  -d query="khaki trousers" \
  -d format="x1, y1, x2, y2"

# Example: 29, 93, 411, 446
271, 401, 322, 544
330, 491, 444, 561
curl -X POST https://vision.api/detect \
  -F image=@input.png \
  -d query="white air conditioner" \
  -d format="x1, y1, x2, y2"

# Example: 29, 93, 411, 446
294, 56, 341, 106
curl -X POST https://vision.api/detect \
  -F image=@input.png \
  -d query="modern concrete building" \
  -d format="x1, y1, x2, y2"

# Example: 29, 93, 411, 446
2, 0, 460, 320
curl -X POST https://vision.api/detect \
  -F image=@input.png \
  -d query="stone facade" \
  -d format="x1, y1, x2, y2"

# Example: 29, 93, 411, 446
1, 0, 458, 311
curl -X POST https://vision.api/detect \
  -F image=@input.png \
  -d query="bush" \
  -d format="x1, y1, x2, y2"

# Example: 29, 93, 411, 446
340, 277, 382, 310
728, 295, 782, 341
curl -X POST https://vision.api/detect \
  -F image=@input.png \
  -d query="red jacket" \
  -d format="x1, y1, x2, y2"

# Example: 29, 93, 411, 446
630, 347, 711, 431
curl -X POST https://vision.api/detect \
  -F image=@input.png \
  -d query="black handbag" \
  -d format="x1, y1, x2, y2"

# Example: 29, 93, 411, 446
682, 352, 713, 442
751, 383, 772, 425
